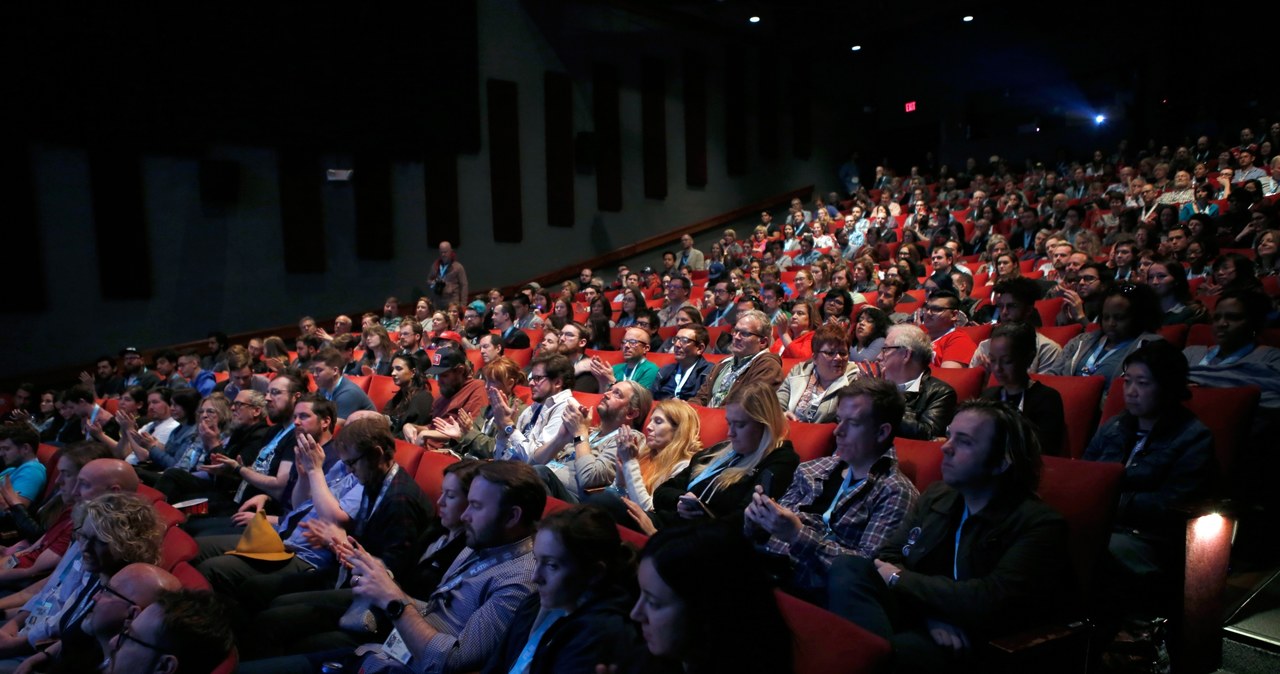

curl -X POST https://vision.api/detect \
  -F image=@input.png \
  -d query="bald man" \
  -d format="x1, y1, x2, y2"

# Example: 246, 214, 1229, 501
427, 241, 469, 306
76, 458, 140, 500
23, 563, 180, 673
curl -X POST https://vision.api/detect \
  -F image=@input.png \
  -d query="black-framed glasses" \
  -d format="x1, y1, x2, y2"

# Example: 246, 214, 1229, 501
527, 373, 549, 384
620, 339, 646, 347
732, 329, 764, 340
99, 582, 140, 608
816, 350, 848, 359
116, 623, 168, 655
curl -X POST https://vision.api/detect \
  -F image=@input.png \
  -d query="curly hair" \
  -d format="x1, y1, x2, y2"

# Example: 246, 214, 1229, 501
74, 492, 164, 569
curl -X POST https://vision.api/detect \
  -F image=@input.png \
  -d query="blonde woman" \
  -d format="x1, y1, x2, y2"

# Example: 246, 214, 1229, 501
613, 399, 702, 511
631, 381, 799, 531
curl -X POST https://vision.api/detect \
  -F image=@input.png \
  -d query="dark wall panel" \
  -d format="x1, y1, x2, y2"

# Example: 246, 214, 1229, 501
724, 47, 747, 177
641, 58, 667, 199
354, 153, 393, 260
791, 59, 812, 160
89, 148, 153, 298
544, 72, 575, 227
593, 63, 622, 211
278, 149, 326, 274
424, 151, 460, 248
487, 79, 523, 243
683, 51, 707, 187
1, 142, 45, 311
757, 55, 779, 161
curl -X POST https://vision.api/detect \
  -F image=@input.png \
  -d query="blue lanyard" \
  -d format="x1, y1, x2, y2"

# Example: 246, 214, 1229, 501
507, 609, 568, 674
822, 466, 865, 532
1081, 336, 1132, 375
953, 505, 971, 580
1198, 343, 1255, 367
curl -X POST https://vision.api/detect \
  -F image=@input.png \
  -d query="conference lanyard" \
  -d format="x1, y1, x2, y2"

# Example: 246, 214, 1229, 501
1198, 343, 1255, 367
822, 466, 865, 532
953, 505, 971, 580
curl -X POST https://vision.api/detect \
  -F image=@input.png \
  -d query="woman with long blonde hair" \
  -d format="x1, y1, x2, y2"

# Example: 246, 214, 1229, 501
613, 399, 702, 511
628, 382, 799, 532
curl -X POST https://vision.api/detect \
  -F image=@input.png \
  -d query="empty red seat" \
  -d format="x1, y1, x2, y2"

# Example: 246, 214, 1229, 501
789, 422, 837, 462
366, 375, 398, 412
1029, 374, 1105, 458
690, 405, 728, 448
159, 527, 198, 571
505, 347, 534, 368
930, 367, 984, 403
894, 438, 943, 492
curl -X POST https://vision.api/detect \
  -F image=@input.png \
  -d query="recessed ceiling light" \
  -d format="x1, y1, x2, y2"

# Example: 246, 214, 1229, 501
749, 16, 760, 23
850, 45, 862, 51
963, 16, 974, 22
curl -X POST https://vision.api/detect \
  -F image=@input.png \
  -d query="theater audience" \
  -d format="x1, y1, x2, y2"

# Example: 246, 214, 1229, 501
690, 312, 784, 408
383, 354, 435, 439
433, 357, 527, 460
1063, 283, 1165, 393
650, 326, 714, 402
402, 345, 487, 449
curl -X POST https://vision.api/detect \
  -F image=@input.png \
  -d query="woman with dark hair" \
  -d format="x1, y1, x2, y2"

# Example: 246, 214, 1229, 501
548, 298, 573, 331
628, 382, 798, 532
482, 505, 638, 674
818, 288, 854, 327
589, 297, 615, 328
1184, 237, 1216, 280
849, 257, 880, 294
1145, 256, 1208, 325
626, 522, 792, 674
979, 322, 1066, 456
384, 355, 435, 439
32, 390, 64, 442
1063, 283, 1165, 393
896, 244, 926, 279
1084, 341, 1214, 588
129, 387, 202, 473
1199, 252, 1263, 296
776, 299, 818, 359
851, 307, 890, 366
1254, 228, 1279, 276
777, 324, 860, 423
615, 288, 648, 328
359, 325, 395, 376
1183, 290, 1280, 411
1179, 183, 1219, 222
587, 312, 616, 352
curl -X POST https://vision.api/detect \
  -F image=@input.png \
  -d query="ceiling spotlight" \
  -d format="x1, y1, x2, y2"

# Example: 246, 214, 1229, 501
850, 45, 862, 51
963, 16, 974, 22
749, 16, 760, 23
1095, 114, 1107, 125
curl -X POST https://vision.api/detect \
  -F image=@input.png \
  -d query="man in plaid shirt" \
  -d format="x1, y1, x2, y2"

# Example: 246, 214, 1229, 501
745, 378, 918, 596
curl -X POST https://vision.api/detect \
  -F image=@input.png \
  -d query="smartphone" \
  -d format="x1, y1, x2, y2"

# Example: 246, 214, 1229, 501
678, 495, 714, 518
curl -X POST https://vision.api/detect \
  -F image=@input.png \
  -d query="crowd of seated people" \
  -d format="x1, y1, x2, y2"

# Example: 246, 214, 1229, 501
2, 126, 1279, 672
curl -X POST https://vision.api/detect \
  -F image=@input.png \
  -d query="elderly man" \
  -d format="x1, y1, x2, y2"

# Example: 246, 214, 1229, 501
690, 311, 784, 408
877, 324, 956, 440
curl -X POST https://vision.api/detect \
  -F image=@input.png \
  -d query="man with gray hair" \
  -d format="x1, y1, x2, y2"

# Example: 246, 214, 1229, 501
691, 311, 784, 407
876, 324, 956, 440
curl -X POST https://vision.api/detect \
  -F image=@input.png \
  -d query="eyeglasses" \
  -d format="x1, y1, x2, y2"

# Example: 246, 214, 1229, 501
527, 374, 549, 384
732, 329, 765, 340
620, 338, 646, 347
115, 623, 168, 655
670, 336, 698, 346
922, 304, 954, 314
816, 350, 848, 359
99, 582, 140, 607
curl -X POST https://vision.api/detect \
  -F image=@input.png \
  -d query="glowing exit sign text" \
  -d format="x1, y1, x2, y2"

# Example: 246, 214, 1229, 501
904, 101, 917, 113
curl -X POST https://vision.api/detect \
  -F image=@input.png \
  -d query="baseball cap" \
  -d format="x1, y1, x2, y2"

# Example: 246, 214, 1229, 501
426, 344, 467, 374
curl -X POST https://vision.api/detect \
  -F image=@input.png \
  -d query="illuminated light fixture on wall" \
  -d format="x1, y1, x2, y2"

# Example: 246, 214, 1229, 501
749, 16, 760, 23
850, 45, 861, 51
963, 15, 974, 22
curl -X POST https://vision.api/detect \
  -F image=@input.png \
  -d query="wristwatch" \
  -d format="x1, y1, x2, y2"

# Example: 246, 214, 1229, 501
385, 599, 406, 619
503, 424, 516, 436
887, 571, 902, 588
572, 435, 585, 445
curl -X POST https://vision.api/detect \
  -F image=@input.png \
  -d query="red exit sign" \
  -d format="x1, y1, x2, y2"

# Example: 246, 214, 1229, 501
904, 101, 917, 113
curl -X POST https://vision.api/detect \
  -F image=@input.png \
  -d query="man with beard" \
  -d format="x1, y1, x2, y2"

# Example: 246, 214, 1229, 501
537, 379, 651, 502
652, 325, 715, 401
380, 297, 403, 332
118, 347, 161, 390
401, 345, 487, 449
247, 462, 539, 672
199, 372, 304, 523
557, 322, 600, 393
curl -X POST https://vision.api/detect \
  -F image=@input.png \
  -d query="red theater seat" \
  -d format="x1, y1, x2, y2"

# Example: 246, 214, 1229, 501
894, 438, 943, 492
776, 589, 891, 674
930, 367, 984, 403
789, 422, 836, 462
413, 450, 460, 503
1029, 374, 1105, 458
690, 405, 728, 448
366, 375, 398, 412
